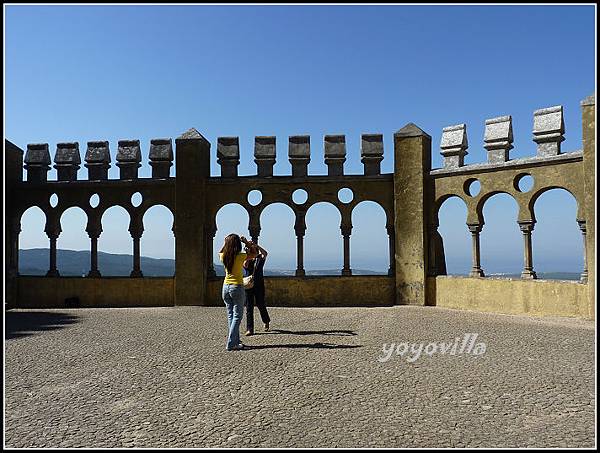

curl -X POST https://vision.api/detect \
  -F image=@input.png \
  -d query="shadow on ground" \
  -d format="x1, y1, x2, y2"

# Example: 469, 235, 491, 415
255, 329, 358, 337
5, 311, 79, 340
244, 342, 362, 350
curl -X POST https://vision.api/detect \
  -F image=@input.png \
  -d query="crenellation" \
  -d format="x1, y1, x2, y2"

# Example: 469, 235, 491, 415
85, 141, 111, 180
484, 116, 513, 164
54, 142, 81, 181
440, 124, 468, 169
24, 143, 51, 182
254, 136, 276, 177
289, 135, 311, 177
533, 105, 564, 157
324, 135, 346, 176
149, 138, 173, 178
116, 140, 142, 180
361, 134, 384, 175
217, 136, 240, 177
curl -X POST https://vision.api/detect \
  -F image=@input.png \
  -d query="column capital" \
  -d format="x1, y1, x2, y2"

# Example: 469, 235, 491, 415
518, 220, 535, 233
467, 223, 483, 234
340, 223, 353, 237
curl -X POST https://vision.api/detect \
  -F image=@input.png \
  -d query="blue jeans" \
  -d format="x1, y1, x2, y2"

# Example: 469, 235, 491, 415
222, 284, 245, 350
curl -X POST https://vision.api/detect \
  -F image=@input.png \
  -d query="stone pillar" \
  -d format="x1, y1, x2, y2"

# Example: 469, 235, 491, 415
581, 94, 595, 318
249, 223, 261, 245
24, 143, 51, 182
207, 222, 217, 278
518, 221, 537, 279
149, 138, 174, 178
324, 135, 346, 176
217, 137, 240, 177
467, 223, 485, 277
175, 128, 211, 305
361, 134, 384, 176
289, 136, 310, 177
294, 214, 306, 277
341, 223, 352, 276
5, 140, 23, 307
45, 223, 61, 277
387, 223, 395, 276
54, 142, 81, 181
533, 105, 564, 157
440, 124, 468, 169
393, 123, 431, 305
577, 219, 588, 283
85, 141, 111, 180
255, 136, 276, 177
87, 223, 102, 278
484, 116, 513, 164
116, 140, 142, 179
427, 221, 447, 277
129, 221, 144, 278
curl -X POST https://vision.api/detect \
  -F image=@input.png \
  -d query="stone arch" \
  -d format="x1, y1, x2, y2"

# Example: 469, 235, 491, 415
476, 190, 521, 226
304, 201, 343, 275
437, 195, 470, 275
213, 203, 250, 276
530, 188, 583, 279
140, 205, 175, 276
479, 192, 522, 276
18, 206, 48, 275
528, 185, 582, 223
98, 205, 132, 276
258, 202, 297, 271
56, 206, 89, 276
350, 200, 389, 274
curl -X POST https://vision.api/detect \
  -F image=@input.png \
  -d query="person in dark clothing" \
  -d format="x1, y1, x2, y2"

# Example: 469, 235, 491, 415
243, 242, 271, 336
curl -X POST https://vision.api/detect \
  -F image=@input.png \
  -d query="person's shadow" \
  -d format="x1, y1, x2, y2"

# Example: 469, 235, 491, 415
254, 329, 357, 337
5, 311, 79, 340
244, 342, 362, 350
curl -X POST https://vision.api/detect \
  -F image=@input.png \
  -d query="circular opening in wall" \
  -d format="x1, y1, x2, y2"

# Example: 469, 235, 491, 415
247, 190, 262, 206
464, 179, 481, 197
292, 188, 308, 204
131, 192, 143, 207
515, 174, 534, 193
49, 193, 59, 208
338, 188, 354, 204
90, 193, 100, 208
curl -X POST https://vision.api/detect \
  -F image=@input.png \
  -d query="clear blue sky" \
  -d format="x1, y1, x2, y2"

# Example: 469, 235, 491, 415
6, 5, 595, 273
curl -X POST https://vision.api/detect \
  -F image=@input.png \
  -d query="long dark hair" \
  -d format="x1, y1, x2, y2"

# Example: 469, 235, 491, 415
220, 234, 242, 273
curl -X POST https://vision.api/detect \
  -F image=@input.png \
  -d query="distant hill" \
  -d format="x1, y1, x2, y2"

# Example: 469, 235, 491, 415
19, 249, 388, 277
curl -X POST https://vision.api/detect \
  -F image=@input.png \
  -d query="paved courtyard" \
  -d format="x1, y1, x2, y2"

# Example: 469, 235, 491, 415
4, 305, 596, 448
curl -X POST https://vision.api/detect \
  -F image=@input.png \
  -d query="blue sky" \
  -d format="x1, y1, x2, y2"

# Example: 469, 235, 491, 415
6, 5, 595, 273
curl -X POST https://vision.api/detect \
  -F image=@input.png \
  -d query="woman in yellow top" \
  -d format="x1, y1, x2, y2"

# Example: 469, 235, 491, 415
219, 233, 251, 351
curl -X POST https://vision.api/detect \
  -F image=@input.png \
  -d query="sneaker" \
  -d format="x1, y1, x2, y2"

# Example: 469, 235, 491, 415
230, 343, 246, 351
245, 330, 253, 336
264, 323, 270, 332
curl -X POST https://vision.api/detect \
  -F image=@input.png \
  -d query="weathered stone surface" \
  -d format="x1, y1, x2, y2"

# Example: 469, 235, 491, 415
116, 140, 142, 179
440, 124, 468, 169
4, 306, 595, 448
149, 138, 173, 161
217, 137, 240, 177
361, 134, 384, 175
533, 105, 564, 157
54, 143, 81, 181
85, 141, 111, 180
254, 136, 276, 177
324, 135, 346, 176
484, 116, 513, 164
24, 144, 51, 182
289, 135, 310, 177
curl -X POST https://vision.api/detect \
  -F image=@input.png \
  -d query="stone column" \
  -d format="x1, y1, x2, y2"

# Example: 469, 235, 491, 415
9, 220, 21, 278
294, 214, 306, 277
393, 123, 431, 305
175, 128, 211, 306
467, 223, 485, 277
341, 223, 352, 276
387, 224, 395, 276
87, 224, 102, 278
207, 222, 217, 278
129, 223, 144, 278
45, 223, 61, 277
5, 140, 24, 308
577, 219, 588, 283
518, 221, 537, 279
581, 94, 595, 318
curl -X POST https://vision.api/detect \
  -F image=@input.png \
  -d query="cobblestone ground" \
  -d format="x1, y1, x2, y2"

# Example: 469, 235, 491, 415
4, 306, 596, 448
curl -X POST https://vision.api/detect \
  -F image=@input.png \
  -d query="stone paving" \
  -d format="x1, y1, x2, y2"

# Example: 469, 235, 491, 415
4, 306, 596, 448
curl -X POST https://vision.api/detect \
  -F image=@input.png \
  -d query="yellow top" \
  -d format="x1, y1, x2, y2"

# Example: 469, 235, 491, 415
219, 252, 247, 285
